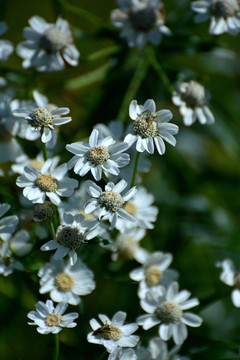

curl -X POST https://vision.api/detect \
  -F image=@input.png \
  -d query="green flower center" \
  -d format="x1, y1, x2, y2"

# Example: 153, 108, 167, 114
181, 81, 206, 108
155, 300, 183, 323
56, 225, 84, 250
129, 7, 157, 31
210, 0, 239, 18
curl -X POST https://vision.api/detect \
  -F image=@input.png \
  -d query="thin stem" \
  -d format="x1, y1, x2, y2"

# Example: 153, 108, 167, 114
54, 333, 59, 360
49, 221, 56, 239
41, 136, 48, 162
116, 52, 149, 123
147, 46, 175, 94
130, 152, 140, 188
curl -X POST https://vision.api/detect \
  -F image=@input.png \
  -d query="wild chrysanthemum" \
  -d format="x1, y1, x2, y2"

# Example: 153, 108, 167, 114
84, 179, 137, 229
87, 311, 139, 353
172, 80, 215, 126
124, 99, 178, 155
111, 0, 171, 48
13, 90, 71, 143
16, 158, 78, 205
17, 16, 80, 71
115, 187, 158, 232
41, 213, 102, 265
137, 282, 202, 345
129, 251, 178, 299
66, 129, 130, 181
191, 0, 240, 35
111, 227, 148, 262
38, 258, 95, 305
27, 300, 78, 334
216, 258, 240, 307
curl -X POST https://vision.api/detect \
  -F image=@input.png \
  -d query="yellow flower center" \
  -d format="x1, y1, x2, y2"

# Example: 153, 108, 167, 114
155, 300, 183, 323
86, 146, 110, 166
35, 174, 58, 192
45, 313, 62, 327
55, 272, 74, 291
93, 324, 123, 341
98, 191, 124, 213
133, 110, 159, 138
144, 265, 162, 286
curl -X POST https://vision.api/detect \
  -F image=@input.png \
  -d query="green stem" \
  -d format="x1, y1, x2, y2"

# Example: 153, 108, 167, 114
116, 52, 149, 123
42, 139, 48, 162
130, 152, 140, 188
54, 333, 59, 360
49, 221, 56, 239
147, 46, 175, 94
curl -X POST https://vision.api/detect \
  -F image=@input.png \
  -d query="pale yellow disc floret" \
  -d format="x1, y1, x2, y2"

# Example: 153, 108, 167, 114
35, 174, 58, 192
55, 272, 75, 291
45, 313, 62, 327
93, 324, 123, 341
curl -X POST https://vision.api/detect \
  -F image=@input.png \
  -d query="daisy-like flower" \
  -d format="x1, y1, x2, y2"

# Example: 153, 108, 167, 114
191, 0, 240, 35
111, 227, 148, 262
41, 213, 102, 265
38, 258, 95, 305
16, 158, 78, 206
111, 0, 171, 48
129, 251, 178, 299
0, 203, 18, 236
108, 348, 137, 360
66, 129, 130, 181
17, 16, 80, 72
124, 99, 178, 155
216, 258, 240, 307
116, 187, 158, 232
148, 337, 189, 360
13, 90, 71, 143
11, 152, 46, 175
0, 22, 14, 61
27, 300, 78, 334
172, 80, 215, 126
87, 311, 139, 353
84, 179, 137, 229
137, 282, 203, 345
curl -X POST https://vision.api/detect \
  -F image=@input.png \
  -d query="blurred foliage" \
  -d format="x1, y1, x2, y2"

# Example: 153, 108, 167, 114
1, 0, 240, 359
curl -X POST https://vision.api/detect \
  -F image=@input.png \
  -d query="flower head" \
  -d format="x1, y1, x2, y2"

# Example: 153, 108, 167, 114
38, 258, 95, 305
27, 300, 78, 334
137, 282, 202, 345
13, 90, 71, 143
124, 99, 178, 155
87, 311, 139, 353
41, 213, 102, 265
111, 0, 171, 48
17, 16, 80, 71
172, 80, 215, 126
0, 203, 18, 236
66, 129, 130, 181
16, 158, 78, 206
191, 0, 240, 35
130, 251, 178, 299
84, 179, 137, 229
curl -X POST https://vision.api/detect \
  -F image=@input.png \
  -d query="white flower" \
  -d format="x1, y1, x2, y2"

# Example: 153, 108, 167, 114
17, 16, 80, 71
38, 258, 95, 305
66, 129, 130, 181
87, 311, 139, 353
216, 258, 240, 307
130, 251, 178, 299
137, 282, 203, 345
108, 348, 137, 360
4, 229, 32, 257
111, 0, 171, 48
11, 152, 45, 175
13, 90, 71, 143
0, 22, 14, 61
111, 227, 148, 262
0, 203, 18, 236
116, 187, 158, 232
41, 213, 102, 265
94, 121, 151, 184
27, 300, 78, 334
84, 179, 137, 229
172, 80, 215, 126
16, 158, 78, 205
124, 99, 178, 155
191, 0, 240, 35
